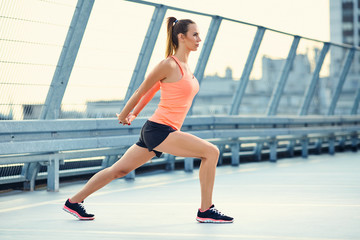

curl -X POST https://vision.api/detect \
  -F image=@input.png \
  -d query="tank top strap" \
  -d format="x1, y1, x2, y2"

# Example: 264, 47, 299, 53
170, 55, 184, 76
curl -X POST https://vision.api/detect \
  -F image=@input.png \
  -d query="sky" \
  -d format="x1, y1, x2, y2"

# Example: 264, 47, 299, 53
149, 0, 330, 41
0, 0, 331, 118
145, 0, 330, 78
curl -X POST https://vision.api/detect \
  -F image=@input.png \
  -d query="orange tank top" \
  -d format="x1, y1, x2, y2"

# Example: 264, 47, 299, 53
149, 56, 199, 130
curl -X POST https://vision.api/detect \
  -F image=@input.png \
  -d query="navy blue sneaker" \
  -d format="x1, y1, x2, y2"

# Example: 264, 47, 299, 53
63, 199, 95, 220
196, 204, 233, 223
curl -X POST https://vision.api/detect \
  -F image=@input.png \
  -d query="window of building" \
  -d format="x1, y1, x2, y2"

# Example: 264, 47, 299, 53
343, 15, 354, 22
343, 22, 354, 30
344, 35, 354, 44
342, 7, 354, 22
343, 30, 354, 37
342, 1, 354, 9
343, 9, 354, 16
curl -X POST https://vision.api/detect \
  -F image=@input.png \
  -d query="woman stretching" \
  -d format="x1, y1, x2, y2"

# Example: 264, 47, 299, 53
63, 17, 233, 223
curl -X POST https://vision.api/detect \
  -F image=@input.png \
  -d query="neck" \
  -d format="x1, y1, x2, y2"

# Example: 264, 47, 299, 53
174, 46, 190, 63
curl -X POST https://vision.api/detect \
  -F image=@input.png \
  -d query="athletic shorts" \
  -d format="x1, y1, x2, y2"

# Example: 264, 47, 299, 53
136, 120, 176, 157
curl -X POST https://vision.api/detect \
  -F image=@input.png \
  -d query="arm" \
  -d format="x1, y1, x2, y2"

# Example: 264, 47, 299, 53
132, 81, 160, 117
117, 60, 169, 125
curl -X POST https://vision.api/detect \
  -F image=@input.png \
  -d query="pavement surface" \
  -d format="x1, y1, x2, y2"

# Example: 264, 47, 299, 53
0, 152, 359, 240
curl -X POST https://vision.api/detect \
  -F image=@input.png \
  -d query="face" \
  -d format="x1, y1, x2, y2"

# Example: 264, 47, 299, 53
180, 23, 201, 51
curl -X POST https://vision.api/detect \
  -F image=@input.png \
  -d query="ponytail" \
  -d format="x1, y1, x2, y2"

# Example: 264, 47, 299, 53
165, 17, 177, 58
165, 17, 195, 58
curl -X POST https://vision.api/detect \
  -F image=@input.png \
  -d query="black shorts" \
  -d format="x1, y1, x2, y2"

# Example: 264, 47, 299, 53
136, 120, 176, 158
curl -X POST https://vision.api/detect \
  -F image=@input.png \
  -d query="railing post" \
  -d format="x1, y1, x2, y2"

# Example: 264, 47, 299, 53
23, 162, 41, 191
299, 42, 330, 115
315, 138, 323, 154
287, 140, 295, 157
217, 145, 225, 166
47, 156, 60, 192
351, 132, 358, 151
101, 156, 111, 168
189, 16, 222, 115
165, 154, 176, 171
328, 134, 335, 155
101, 155, 118, 168
338, 136, 346, 151
110, 155, 119, 167
230, 27, 266, 115
184, 157, 194, 172
266, 36, 300, 116
254, 143, 263, 161
40, 0, 95, 119
327, 48, 355, 115
301, 135, 309, 158
125, 170, 136, 180
231, 142, 240, 166
269, 137, 277, 162
123, 4, 167, 103
351, 87, 360, 115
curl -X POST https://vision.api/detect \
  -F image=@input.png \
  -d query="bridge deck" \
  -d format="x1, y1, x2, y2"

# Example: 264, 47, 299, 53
0, 152, 359, 240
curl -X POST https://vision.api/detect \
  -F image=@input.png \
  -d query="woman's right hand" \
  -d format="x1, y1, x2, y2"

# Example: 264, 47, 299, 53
116, 112, 136, 125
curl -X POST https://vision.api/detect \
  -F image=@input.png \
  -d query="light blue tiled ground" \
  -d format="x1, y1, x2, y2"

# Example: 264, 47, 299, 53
1, 152, 359, 240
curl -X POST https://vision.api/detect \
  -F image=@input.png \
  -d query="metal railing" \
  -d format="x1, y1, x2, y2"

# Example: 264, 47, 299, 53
0, 115, 359, 191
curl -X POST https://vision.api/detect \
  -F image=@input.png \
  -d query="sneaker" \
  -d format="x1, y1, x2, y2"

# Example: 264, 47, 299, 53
196, 204, 233, 223
63, 199, 95, 220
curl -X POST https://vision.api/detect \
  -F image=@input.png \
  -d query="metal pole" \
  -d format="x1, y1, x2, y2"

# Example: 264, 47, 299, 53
230, 27, 266, 115
351, 87, 360, 115
298, 42, 330, 116
47, 157, 60, 192
269, 137, 277, 162
123, 5, 167, 103
231, 143, 240, 166
189, 16, 222, 115
266, 36, 300, 116
328, 48, 355, 115
40, 0, 95, 119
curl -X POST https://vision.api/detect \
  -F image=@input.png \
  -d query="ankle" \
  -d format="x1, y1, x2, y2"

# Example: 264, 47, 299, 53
69, 198, 82, 204
200, 204, 212, 212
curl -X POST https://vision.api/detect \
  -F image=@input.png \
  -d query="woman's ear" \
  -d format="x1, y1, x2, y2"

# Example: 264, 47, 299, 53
177, 33, 185, 42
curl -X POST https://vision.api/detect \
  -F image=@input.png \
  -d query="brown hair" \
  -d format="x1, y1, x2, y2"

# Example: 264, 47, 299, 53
165, 17, 195, 58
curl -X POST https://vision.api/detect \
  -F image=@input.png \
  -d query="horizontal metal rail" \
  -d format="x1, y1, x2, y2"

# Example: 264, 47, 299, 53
0, 116, 359, 191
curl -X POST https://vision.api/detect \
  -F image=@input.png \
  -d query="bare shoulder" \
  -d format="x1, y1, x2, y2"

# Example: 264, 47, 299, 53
148, 57, 177, 79
157, 57, 177, 71
143, 58, 173, 83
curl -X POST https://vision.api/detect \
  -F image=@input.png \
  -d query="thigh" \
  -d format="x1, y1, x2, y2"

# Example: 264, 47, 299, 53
154, 131, 214, 158
111, 144, 156, 173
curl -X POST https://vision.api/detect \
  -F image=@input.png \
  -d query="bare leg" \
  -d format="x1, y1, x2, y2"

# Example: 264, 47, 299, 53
71, 144, 155, 203
155, 131, 219, 211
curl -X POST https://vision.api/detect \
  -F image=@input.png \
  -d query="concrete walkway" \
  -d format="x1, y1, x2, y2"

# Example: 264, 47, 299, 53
0, 152, 359, 240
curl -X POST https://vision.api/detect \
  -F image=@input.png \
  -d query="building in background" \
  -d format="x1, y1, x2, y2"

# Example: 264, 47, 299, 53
85, 53, 319, 117
330, 0, 360, 47
329, 0, 360, 114
240, 53, 319, 115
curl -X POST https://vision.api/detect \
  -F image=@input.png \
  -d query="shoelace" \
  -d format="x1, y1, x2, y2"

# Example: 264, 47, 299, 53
78, 202, 88, 213
210, 207, 225, 216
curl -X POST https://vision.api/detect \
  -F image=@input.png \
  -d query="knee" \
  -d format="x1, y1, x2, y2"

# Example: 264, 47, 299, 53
109, 167, 130, 179
203, 144, 220, 162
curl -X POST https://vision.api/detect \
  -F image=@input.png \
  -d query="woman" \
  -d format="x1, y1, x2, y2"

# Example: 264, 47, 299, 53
63, 17, 233, 223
